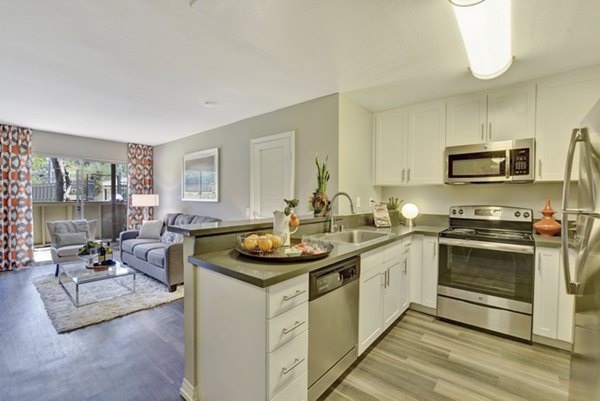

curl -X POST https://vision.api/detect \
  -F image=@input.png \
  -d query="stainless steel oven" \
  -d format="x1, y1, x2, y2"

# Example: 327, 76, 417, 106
437, 205, 535, 341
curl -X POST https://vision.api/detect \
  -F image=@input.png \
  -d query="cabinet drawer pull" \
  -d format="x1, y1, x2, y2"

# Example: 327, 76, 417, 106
407, 168, 411, 182
401, 168, 406, 182
282, 358, 305, 375
489, 122, 492, 140
282, 290, 306, 302
538, 160, 542, 178
481, 123, 484, 140
282, 320, 306, 335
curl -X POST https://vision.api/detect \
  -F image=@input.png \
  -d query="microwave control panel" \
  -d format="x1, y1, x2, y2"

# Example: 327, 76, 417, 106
510, 148, 530, 176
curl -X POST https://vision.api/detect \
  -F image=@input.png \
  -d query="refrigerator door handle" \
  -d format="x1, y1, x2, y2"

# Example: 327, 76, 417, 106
562, 128, 582, 213
561, 211, 582, 295
562, 128, 596, 214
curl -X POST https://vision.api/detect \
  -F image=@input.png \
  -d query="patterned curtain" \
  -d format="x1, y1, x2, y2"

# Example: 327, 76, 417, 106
0, 124, 33, 271
127, 143, 154, 229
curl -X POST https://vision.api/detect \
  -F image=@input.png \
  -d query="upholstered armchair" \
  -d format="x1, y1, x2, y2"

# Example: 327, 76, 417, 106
46, 219, 97, 277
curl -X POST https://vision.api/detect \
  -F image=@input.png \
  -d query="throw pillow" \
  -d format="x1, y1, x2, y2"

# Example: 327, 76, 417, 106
138, 219, 163, 239
55, 232, 88, 247
161, 231, 184, 244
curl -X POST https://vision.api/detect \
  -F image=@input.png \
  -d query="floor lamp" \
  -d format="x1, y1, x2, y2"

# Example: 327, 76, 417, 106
131, 194, 160, 222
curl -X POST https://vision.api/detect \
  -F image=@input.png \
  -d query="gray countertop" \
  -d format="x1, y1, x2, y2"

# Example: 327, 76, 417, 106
186, 220, 567, 287
189, 225, 444, 288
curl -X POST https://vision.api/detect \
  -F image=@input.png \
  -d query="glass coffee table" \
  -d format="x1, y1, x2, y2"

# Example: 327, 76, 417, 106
58, 261, 136, 307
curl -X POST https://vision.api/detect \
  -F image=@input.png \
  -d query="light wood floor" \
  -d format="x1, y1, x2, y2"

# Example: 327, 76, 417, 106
2, 265, 571, 401
322, 311, 571, 401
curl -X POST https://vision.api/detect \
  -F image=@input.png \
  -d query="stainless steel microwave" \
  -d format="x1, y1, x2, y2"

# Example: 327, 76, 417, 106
444, 138, 535, 184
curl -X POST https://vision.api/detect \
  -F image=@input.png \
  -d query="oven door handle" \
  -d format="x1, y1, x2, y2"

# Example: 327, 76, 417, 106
439, 237, 535, 255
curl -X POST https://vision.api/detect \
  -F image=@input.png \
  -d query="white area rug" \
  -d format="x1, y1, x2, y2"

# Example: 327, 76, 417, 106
33, 272, 183, 333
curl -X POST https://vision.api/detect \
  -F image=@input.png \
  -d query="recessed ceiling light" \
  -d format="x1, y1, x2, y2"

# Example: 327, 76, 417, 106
203, 101, 218, 108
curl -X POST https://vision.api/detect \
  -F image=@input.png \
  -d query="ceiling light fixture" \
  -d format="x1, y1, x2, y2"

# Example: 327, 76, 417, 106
449, 0, 513, 80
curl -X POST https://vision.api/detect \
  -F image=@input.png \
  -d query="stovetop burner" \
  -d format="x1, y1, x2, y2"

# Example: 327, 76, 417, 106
441, 205, 535, 245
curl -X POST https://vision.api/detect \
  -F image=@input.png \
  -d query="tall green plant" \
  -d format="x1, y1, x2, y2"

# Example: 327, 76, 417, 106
315, 154, 330, 193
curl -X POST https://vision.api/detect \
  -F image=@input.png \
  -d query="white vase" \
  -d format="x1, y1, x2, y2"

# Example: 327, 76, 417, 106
273, 211, 298, 246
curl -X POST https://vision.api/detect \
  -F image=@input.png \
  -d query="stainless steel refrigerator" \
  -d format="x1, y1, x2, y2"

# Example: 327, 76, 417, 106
562, 98, 600, 401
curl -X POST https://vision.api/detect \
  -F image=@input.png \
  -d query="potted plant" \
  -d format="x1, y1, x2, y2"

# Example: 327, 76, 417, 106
385, 197, 403, 226
309, 154, 330, 217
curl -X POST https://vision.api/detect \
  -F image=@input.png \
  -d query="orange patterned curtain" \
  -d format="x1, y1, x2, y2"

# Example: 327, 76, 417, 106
127, 143, 154, 229
0, 124, 33, 270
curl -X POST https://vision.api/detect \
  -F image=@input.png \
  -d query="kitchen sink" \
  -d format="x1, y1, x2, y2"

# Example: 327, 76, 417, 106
318, 230, 389, 245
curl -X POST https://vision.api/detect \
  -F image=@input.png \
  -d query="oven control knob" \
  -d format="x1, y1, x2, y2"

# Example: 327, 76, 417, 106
451, 209, 457, 215
458, 209, 464, 215
514, 211, 521, 217
523, 212, 530, 218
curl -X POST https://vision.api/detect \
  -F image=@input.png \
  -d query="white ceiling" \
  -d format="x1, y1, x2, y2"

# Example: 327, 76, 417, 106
1, 0, 600, 145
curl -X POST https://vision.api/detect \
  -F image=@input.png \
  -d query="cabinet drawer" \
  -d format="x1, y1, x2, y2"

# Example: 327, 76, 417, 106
267, 331, 308, 399
361, 248, 385, 273
267, 302, 308, 352
271, 372, 307, 401
385, 241, 403, 263
267, 274, 309, 318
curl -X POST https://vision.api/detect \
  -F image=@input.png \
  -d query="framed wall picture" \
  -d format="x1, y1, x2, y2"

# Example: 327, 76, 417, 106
182, 148, 219, 202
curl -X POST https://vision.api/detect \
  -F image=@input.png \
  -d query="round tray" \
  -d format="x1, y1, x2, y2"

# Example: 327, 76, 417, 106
235, 242, 334, 263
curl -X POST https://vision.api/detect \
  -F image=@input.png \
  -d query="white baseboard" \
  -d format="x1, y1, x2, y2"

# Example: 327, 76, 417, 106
180, 379, 199, 401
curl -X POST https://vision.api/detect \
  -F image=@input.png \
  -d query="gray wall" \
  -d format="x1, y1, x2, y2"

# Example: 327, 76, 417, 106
33, 130, 128, 162
338, 95, 382, 214
154, 94, 340, 220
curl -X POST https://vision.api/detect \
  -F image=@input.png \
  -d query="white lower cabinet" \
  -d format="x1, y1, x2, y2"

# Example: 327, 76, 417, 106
199, 269, 308, 401
407, 235, 438, 311
533, 247, 575, 343
421, 236, 439, 309
358, 240, 409, 356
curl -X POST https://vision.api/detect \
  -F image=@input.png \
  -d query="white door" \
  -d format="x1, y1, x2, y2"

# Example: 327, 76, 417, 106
533, 248, 560, 338
358, 266, 383, 355
250, 131, 294, 218
382, 261, 402, 331
421, 236, 439, 309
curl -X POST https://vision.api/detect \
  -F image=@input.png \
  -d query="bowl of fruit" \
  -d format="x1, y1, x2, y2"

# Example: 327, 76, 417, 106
237, 232, 286, 255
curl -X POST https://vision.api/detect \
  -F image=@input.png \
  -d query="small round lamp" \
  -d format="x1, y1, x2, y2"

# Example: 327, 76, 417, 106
401, 203, 419, 228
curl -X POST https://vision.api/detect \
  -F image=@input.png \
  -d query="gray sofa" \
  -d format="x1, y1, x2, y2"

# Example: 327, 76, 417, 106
119, 213, 221, 292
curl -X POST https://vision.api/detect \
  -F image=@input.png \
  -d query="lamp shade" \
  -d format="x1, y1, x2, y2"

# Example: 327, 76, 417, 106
401, 203, 419, 219
131, 194, 160, 207
450, 0, 512, 80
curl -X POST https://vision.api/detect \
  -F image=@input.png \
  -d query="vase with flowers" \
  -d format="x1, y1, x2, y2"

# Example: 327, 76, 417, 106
309, 154, 330, 217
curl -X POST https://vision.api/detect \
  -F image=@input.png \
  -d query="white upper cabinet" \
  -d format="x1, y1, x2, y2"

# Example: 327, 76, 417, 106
374, 100, 445, 186
373, 108, 408, 186
446, 84, 536, 146
536, 67, 600, 181
446, 92, 487, 146
487, 85, 536, 141
407, 100, 446, 185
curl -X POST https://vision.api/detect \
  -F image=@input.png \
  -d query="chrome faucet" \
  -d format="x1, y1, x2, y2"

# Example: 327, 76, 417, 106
329, 192, 356, 233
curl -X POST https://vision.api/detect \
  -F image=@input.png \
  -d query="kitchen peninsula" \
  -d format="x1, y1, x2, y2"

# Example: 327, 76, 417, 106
169, 213, 443, 401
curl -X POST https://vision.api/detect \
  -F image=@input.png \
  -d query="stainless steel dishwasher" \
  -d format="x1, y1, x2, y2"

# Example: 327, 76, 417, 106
308, 257, 359, 401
